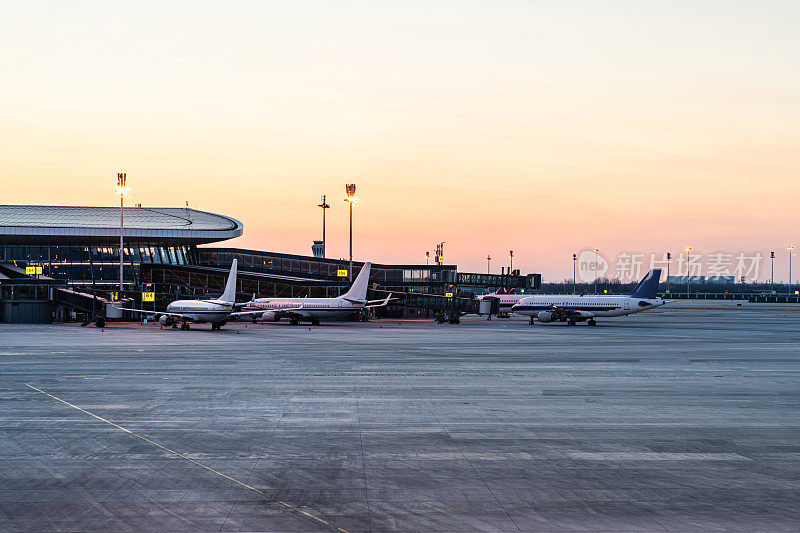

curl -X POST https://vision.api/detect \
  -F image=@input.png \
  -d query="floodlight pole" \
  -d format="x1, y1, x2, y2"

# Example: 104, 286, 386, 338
666, 252, 671, 293
770, 251, 775, 286
345, 184, 357, 281
120, 191, 123, 294
572, 253, 576, 294
116, 172, 127, 297
593, 248, 599, 294
349, 202, 352, 280
318, 194, 330, 258
487, 254, 491, 274
685, 247, 692, 298
789, 246, 795, 295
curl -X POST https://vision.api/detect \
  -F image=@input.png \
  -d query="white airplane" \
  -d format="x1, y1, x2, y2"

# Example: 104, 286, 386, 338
119, 259, 257, 330
246, 262, 393, 325
511, 268, 665, 326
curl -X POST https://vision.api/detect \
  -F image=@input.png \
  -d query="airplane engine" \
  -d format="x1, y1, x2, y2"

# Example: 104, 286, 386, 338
158, 315, 174, 327
262, 311, 280, 322
537, 311, 556, 323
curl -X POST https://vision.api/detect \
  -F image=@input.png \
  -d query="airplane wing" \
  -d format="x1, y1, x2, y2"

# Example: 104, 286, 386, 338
365, 294, 396, 308
112, 306, 188, 319
228, 308, 297, 318
231, 306, 309, 319
548, 306, 595, 320
231, 294, 258, 310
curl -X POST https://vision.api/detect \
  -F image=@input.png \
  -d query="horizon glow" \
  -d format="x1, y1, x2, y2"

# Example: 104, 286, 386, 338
1, 1, 798, 281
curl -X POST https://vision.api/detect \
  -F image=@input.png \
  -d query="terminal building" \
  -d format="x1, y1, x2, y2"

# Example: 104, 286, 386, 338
0, 205, 540, 323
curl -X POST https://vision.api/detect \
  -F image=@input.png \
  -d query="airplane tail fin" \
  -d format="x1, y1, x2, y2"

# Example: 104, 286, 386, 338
343, 262, 371, 301
220, 259, 238, 303
629, 268, 662, 299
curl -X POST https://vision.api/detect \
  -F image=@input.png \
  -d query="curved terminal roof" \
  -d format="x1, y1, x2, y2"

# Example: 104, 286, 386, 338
0, 205, 243, 244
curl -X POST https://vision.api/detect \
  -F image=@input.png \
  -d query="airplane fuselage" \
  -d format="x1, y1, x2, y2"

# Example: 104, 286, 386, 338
512, 295, 664, 321
165, 300, 233, 324
247, 297, 363, 321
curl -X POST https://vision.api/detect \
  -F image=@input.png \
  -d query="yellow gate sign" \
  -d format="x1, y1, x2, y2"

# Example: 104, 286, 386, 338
337, 269, 348, 277
25, 266, 42, 275
445, 292, 454, 298
142, 292, 155, 302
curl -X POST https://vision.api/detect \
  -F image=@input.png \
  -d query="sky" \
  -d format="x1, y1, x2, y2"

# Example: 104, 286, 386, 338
1, 1, 798, 281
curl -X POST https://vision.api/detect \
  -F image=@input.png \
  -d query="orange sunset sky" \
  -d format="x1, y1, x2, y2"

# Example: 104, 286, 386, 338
1, 1, 798, 281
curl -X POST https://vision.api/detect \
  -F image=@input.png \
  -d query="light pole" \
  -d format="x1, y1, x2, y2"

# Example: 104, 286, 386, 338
344, 184, 357, 281
317, 194, 330, 258
666, 252, 671, 293
593, 248, 599, 294
509, 250, 514, 275
789, 246, 795, 294
770, 251, 775, 286
426, 251, 430, 265
487, 255, 491, 274
572, 253, 577, 294
685, 247, 692, 298
114, 172, 130, 298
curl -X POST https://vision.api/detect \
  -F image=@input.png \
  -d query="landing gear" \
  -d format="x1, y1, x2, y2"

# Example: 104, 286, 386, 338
181, 323, 190, 330
95, 318, 105, 328
567, 320, 576, 326
211, 323, 221, 331
529, 317, 535, 325
290, 318, 299, 326
588, 319, 597, 327
311, 318, 320, 326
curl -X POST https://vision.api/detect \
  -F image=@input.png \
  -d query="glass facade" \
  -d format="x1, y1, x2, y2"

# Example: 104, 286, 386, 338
143, 264, 340, 302
456, 272, 537, 290
198, 248, 458, 295
0, 244, 195, 286
0, 283, 50, 301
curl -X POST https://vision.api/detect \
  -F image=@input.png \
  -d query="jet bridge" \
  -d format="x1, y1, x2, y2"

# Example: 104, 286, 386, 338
369, 289, 479, 323
51, 288, 134, 327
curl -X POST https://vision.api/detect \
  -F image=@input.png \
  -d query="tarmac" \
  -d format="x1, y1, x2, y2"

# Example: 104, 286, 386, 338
1, 305, 799, 531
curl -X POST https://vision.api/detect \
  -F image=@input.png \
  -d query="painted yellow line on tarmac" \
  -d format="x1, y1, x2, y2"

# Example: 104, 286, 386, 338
25, 383, 346, 533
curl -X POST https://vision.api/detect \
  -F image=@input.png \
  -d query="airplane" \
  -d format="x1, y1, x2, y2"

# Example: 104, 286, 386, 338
117, 259, 258, 330
511, 268, 665, 326
245, 262, 393, 325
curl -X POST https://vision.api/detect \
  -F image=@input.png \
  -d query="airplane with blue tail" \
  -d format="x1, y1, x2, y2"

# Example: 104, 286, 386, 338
511, 268, 665, 326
